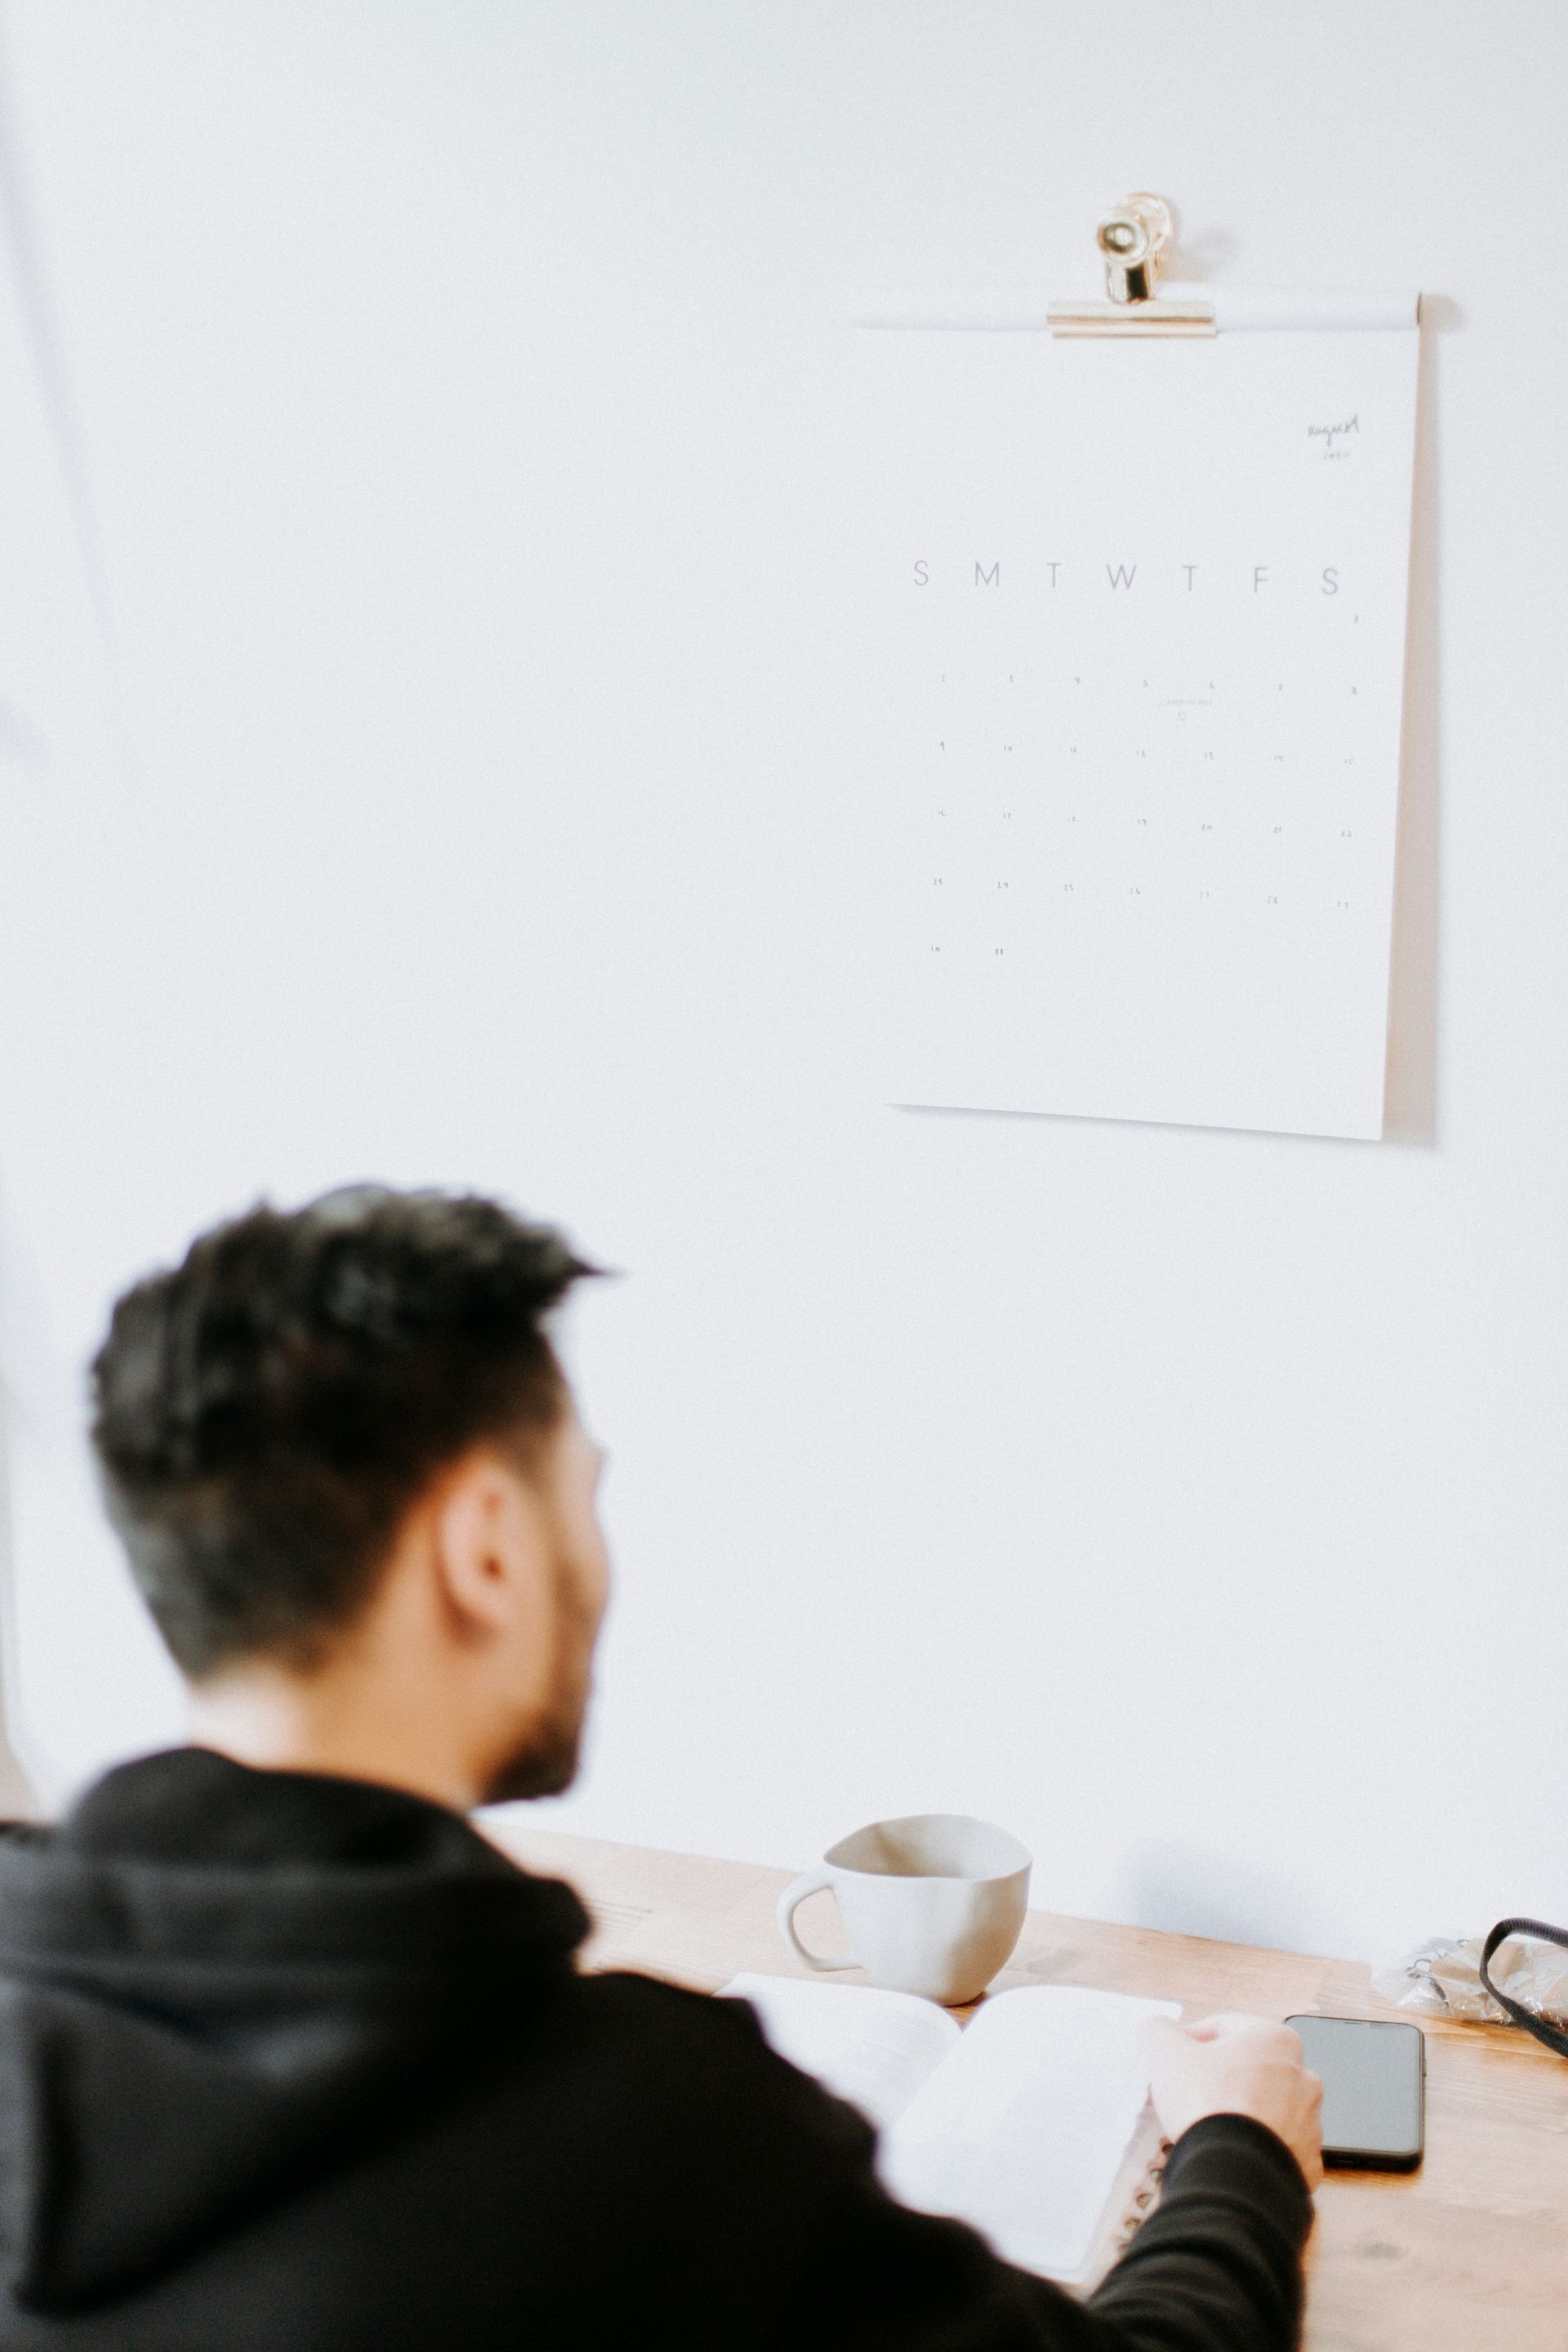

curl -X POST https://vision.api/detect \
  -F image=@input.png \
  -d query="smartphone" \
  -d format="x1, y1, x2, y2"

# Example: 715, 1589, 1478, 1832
1285, 2015, 1424, 2172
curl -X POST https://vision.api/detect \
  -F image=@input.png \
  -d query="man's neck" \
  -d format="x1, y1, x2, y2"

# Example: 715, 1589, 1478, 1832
188, 1671, 482, 1815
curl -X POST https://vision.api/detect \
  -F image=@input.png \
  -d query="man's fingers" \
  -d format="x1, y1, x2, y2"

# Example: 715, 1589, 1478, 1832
1146, 2010, 1307, 2065
1143, 2016, 1183, 2047
1145, 2013, 1239, 2051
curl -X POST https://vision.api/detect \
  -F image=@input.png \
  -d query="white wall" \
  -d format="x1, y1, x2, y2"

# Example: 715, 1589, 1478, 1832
0, 0, 1564, 1961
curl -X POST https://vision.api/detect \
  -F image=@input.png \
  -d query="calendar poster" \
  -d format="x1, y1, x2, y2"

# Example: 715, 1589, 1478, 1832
853, 321, 1419, 1139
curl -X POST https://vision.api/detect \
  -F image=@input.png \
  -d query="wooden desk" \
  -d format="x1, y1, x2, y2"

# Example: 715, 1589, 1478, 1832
489, 1823, 1568, 2352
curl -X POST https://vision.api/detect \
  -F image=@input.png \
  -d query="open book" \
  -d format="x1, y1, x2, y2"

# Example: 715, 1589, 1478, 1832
721, 1973, 1179, 2287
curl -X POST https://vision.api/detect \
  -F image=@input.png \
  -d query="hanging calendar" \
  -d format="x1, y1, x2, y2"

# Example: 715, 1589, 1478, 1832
853, 266, 1420, 1142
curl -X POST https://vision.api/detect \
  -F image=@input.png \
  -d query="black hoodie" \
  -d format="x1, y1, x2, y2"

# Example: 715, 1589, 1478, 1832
0, 1748, 1311, 2349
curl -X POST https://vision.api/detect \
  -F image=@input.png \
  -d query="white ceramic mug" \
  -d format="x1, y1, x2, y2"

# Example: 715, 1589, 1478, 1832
777, 1813, 1031, 2005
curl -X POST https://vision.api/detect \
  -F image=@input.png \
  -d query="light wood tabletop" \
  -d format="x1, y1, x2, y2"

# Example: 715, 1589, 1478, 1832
488, 1822, 1568, 2352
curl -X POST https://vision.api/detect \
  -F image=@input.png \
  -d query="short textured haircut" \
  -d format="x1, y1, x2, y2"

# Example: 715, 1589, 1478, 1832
90, 1187, 598, 1679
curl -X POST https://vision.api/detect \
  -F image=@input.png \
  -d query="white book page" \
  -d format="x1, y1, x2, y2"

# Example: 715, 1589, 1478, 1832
852, 323, 1419, 1141
879, 1984, 1179, 2283
719, 1973, 960, 2132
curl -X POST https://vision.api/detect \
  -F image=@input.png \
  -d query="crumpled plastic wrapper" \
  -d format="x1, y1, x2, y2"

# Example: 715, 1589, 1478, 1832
1372, 1933, 1568, 2028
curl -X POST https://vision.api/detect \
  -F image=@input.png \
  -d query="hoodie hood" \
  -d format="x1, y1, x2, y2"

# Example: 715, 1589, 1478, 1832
0, 1748, 587, 2314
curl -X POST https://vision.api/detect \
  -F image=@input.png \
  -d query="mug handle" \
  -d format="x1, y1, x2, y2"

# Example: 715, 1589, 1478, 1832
777, 1868, 856, 1971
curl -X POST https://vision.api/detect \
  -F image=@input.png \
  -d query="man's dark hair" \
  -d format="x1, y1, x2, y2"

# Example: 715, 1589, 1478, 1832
90, 1186, 598, 1680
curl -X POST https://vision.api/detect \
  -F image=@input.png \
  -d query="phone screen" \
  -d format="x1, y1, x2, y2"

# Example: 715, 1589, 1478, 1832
1285, 2015, 1424, 2171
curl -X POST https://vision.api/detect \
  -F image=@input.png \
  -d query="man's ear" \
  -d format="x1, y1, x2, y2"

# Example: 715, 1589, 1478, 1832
427, 1452, 553, 1644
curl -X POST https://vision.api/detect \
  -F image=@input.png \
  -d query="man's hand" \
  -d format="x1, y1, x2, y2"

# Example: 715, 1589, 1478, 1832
1146, 2011, 1324, 2190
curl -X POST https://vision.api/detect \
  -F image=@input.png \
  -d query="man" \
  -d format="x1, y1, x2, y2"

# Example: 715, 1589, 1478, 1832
0, 1186, 1320, 2347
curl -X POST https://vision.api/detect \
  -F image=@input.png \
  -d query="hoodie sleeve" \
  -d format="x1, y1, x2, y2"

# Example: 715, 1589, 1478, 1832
779, 2105, 1312, 2352
593, 1978, 1312, 2352
1077, 2118, 1312, 2350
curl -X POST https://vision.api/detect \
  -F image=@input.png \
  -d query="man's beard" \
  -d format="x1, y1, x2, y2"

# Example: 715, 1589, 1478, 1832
479, 1698, 586, 1804
477, 1544, 598, 1806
